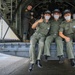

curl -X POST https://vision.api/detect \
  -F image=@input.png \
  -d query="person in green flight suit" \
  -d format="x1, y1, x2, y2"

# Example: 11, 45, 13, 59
59, 9, 75, 67
28, 10, 51, 72
44, 9, 64, 63
22, 4, 33, 42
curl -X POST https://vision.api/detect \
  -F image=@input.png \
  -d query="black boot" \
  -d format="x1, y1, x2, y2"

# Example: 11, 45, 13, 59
58, 55, 64, 64
70, 59, 75, 67
28, 64, 34, 72
44, 55, 49, 62
36, 60, 42, 68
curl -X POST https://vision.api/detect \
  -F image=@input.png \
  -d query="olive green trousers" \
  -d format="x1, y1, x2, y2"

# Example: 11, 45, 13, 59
29, 33, 45, 64
44, 35, 64, 57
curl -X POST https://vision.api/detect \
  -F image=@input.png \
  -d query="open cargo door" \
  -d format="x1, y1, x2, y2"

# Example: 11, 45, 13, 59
0, 18, 20, 41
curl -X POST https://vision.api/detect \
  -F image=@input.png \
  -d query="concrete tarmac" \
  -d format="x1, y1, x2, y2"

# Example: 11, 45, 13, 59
0, 53, 29, 75
9, 59, 75, 75
0, 53, 75, 75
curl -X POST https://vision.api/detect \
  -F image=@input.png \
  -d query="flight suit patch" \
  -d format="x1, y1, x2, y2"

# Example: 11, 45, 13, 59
48, 28, 50, 30
73, 26, 75, 28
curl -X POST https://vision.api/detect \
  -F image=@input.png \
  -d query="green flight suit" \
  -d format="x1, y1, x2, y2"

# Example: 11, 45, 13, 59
59, 20, 75, 59
22, 9, 31, 41
44, 19, 64, 57
29, 20, 50, 64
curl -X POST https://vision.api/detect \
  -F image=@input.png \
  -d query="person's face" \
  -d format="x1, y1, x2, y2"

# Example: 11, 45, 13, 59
53, 12, 60, 20
64, 13, 71, 21
27, 5, 32, 11
44, 14, 51, 20
64, 13, 71, 17
54, 12, 60, 15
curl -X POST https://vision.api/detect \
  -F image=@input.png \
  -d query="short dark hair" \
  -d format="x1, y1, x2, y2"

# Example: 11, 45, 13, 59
27, 4, 33, 7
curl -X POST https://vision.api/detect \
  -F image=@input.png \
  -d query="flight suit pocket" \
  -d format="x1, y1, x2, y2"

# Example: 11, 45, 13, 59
64, 25, 70, 35
64, 26, 69, 30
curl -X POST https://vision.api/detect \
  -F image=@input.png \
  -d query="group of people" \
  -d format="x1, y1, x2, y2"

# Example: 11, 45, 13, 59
28, 8, 75, 72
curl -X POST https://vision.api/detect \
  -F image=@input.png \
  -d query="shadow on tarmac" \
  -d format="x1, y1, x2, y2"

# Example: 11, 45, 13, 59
9, 59, 75, 75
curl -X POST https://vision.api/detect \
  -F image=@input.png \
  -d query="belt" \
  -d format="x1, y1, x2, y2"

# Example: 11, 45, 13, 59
54, 34, 57, 35
35, 32, 45, 36
50, 33, 58, 36
65, 33, 73, 35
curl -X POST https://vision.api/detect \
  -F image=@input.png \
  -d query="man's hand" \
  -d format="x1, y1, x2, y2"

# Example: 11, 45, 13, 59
65, 37, 70, 42
59, 32, 71, 42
